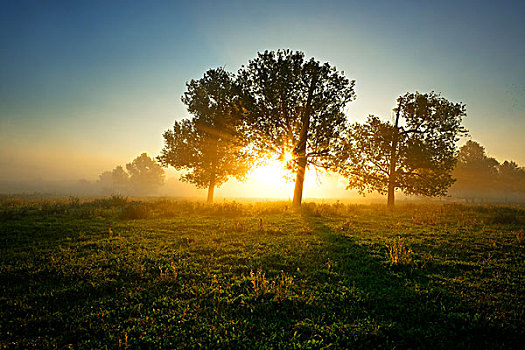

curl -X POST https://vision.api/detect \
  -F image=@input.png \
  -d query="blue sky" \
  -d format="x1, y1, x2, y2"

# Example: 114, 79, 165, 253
1, 0, 524, 185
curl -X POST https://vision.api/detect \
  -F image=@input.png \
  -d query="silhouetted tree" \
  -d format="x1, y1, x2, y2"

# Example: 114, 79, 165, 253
97, 171, 114, 194
112, 166, 129, 193
158, 68, 252, 202
452, 140, 499, 200
238, 50, 356, 206
457, 140, 499, 171
451, 141, 525, 203
126, 153, 165, 195
498, 160, 525, 199
98, 165, 130, 194
337, 92, 467, 208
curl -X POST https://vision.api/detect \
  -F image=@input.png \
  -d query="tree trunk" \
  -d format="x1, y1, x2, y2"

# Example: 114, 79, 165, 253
207, 179, 215, 203
293, 156, 307, 207
387, 183, 395, 208
387, 104, 401, 209
292, 69, 319, 207
207, 137, 218, 204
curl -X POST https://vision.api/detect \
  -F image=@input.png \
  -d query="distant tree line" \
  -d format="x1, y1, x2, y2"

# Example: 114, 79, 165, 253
98, 153, 165, 196
449, 140, 525, 203
159, 49, 469, 208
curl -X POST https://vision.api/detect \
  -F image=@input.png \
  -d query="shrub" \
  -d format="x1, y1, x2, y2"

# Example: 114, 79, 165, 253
94, 195, 128, 209
249, 268, 295, 302
386, 236, 413, 266
250, 268, 271, 298
490, 212, 519, 225
517, 231, 525, 245
121, 203, 151, 219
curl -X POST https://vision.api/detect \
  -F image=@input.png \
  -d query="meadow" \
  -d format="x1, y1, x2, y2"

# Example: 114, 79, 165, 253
0, 196, 524, 349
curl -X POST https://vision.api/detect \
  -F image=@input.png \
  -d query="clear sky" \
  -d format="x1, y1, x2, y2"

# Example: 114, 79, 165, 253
1, 0, 524, 195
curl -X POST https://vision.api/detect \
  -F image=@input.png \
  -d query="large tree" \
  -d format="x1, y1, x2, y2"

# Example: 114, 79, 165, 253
158, 68, 252, 202
238, 50, 356, 206
337, 92, 467, 208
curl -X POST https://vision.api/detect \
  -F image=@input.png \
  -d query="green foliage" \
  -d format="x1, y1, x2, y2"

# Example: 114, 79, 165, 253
337, 115, 395, 195
1, 198, 524, 348
158, 68, 253, 198
337, 92, 467, 204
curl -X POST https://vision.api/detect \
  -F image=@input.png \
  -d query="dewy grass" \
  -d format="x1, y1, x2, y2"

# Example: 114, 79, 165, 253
0, 198, 524, 348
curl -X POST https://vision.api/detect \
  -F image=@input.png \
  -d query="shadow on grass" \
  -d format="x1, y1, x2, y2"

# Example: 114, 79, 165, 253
2, 208, 523, 349
304, 216, 522, 349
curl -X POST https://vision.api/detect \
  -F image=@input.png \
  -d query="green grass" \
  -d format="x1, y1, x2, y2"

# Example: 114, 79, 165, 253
1, 199, 524, 348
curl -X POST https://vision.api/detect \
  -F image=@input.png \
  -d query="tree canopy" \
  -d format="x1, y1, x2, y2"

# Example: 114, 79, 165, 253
238, 49, 356, 206
337, 91, 467, 207
157, 68, 252, 202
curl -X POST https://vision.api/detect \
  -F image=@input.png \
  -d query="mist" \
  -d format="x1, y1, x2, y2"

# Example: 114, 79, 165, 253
0, 167, 356, 201
1, 142, 524, 206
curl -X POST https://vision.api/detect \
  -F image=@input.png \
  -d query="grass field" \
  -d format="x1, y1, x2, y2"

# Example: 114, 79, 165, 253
1, 197, 524, 349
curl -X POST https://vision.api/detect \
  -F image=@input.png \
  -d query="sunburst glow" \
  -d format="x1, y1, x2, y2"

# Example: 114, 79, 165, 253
283, 150, 294, 162
238, 153, 322, 198
252, 161, 292, 189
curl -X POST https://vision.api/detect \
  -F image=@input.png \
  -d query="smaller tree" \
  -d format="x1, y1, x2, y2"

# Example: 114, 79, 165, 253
97, 171, 114, 194
158, 68, 252, 202
97, 165, 130, 194
337, 91, 467, 208
112, 166, 130, 193
498, 160, 525, 199
126, 153, 165, 195
451, 140, 525, 203
451, 140, 499, 201
456, 140, 499, 173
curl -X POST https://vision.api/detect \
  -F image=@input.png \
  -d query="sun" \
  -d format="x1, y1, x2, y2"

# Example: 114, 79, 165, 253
224, 151, 328, 199
240, 151, 294, 198
283, 150, 293, 163
251, 159, 292, 189
228, 149, 325, 199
